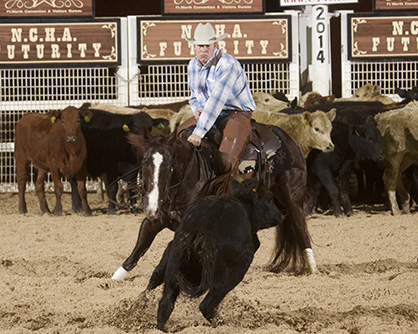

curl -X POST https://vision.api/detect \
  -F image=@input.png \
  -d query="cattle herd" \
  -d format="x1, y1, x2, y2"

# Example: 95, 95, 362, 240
11, 83, 418, 328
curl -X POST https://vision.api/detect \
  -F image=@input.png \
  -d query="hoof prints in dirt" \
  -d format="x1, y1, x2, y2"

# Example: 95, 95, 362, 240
105, 292, 160, 332
103, 293, 418, 333
1, 306, 87, 332
1, 256, 110, 281
320, 258, 418, 275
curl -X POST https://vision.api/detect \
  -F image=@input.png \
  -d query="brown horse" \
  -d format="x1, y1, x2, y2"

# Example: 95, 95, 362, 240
112, 122, 318, 280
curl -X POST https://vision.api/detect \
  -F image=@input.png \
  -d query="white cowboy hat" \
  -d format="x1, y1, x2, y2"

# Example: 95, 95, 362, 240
183, 23, 229, 45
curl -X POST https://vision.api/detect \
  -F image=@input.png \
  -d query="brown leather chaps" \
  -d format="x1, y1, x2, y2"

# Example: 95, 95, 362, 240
177, 111, 252, 174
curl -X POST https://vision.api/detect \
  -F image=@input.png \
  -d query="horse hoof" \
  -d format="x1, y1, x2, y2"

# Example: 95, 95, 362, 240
112, 266, 129, 280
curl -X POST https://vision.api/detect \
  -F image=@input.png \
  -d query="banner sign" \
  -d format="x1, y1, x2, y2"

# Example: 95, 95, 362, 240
162, 0, 264, 15
137, 17, 291, 63
0, 20, 121, 66
374, 0, 418, 11
280, 0, 357, 6
348, 14, 418, 59
0, 0, 94, 18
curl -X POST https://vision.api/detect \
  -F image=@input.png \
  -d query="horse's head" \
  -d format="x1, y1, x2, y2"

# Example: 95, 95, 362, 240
128, 129, 191, 218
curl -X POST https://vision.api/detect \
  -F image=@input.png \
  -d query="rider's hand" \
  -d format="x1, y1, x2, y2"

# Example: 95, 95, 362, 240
194, 109, 202, 121
187, 134, 201, 147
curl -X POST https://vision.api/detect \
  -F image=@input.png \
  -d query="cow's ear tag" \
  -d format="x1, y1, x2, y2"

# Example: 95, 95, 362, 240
304, 118, 308, 125
123, 124, 130, 132
355, 129, 360, 136
51, 116, 56, 123
84, 115, 91, 123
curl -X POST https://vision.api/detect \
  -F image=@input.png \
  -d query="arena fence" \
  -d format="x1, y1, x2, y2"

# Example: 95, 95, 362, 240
0, 13, 300, 193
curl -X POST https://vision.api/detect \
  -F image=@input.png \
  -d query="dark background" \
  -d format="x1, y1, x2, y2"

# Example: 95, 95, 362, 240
95, 0, 373, 97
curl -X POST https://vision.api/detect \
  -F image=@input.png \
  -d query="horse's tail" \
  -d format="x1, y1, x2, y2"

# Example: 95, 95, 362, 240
176, 232, 215, 298
267, 190, 311, 275
266, 217, 308, 275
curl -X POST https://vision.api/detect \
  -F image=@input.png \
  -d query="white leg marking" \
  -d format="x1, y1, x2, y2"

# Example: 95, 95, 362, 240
146, 152, 163, 216
303, 248, 318, 274
112, 266, 129, 280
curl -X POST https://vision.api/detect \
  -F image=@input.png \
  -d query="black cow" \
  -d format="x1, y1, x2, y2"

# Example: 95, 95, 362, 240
308, 101, 387, 123
395, 86, 418, 104
307, 117, 384, 217
71, 104, 168, 214
141, 179, 281, 331
272, 91, 299, 109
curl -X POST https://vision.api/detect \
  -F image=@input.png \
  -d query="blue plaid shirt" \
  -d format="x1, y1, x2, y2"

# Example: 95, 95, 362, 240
188, 49, 256, 138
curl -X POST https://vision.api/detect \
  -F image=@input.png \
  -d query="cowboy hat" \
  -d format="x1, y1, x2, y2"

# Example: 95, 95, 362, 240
183, 23, 229, 45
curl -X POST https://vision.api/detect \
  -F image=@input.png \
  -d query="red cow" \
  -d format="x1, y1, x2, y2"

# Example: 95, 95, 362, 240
14, 106, 93, 216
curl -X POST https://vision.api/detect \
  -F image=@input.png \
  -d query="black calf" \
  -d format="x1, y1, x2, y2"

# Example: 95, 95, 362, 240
307, 117, 384, 217
144, 179, 282, 331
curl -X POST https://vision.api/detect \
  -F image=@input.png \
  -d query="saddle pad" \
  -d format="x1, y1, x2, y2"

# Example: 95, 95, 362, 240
266, 126, 292, 177
240, 123, 291, 178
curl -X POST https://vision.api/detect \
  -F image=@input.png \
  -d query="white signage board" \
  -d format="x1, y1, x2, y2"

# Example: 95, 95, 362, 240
280, 0, 357, 6
310, 5, 331, 95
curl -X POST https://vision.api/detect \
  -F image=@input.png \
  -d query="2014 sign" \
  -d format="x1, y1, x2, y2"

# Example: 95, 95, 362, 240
314, 6, 328, 64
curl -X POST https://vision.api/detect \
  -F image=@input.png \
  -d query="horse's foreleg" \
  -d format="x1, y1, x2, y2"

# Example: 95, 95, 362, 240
112, 217, 166, 280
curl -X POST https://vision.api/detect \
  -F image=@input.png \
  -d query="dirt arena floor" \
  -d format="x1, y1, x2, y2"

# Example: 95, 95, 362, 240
1, 191, 418, 333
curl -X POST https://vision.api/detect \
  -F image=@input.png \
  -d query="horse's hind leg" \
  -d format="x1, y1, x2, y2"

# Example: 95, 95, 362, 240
112, 217, 166, 280
289, 200, 318, 274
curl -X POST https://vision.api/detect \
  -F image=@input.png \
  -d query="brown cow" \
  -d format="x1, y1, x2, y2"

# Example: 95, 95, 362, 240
15, 106, 93, 216
300, 91, 335, 109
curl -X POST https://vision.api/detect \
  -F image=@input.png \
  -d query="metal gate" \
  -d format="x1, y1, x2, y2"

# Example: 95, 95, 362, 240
0, 12, 300, 193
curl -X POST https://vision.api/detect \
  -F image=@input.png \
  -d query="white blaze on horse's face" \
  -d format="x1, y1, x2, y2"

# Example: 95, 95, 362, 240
145, 151, 163, 217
